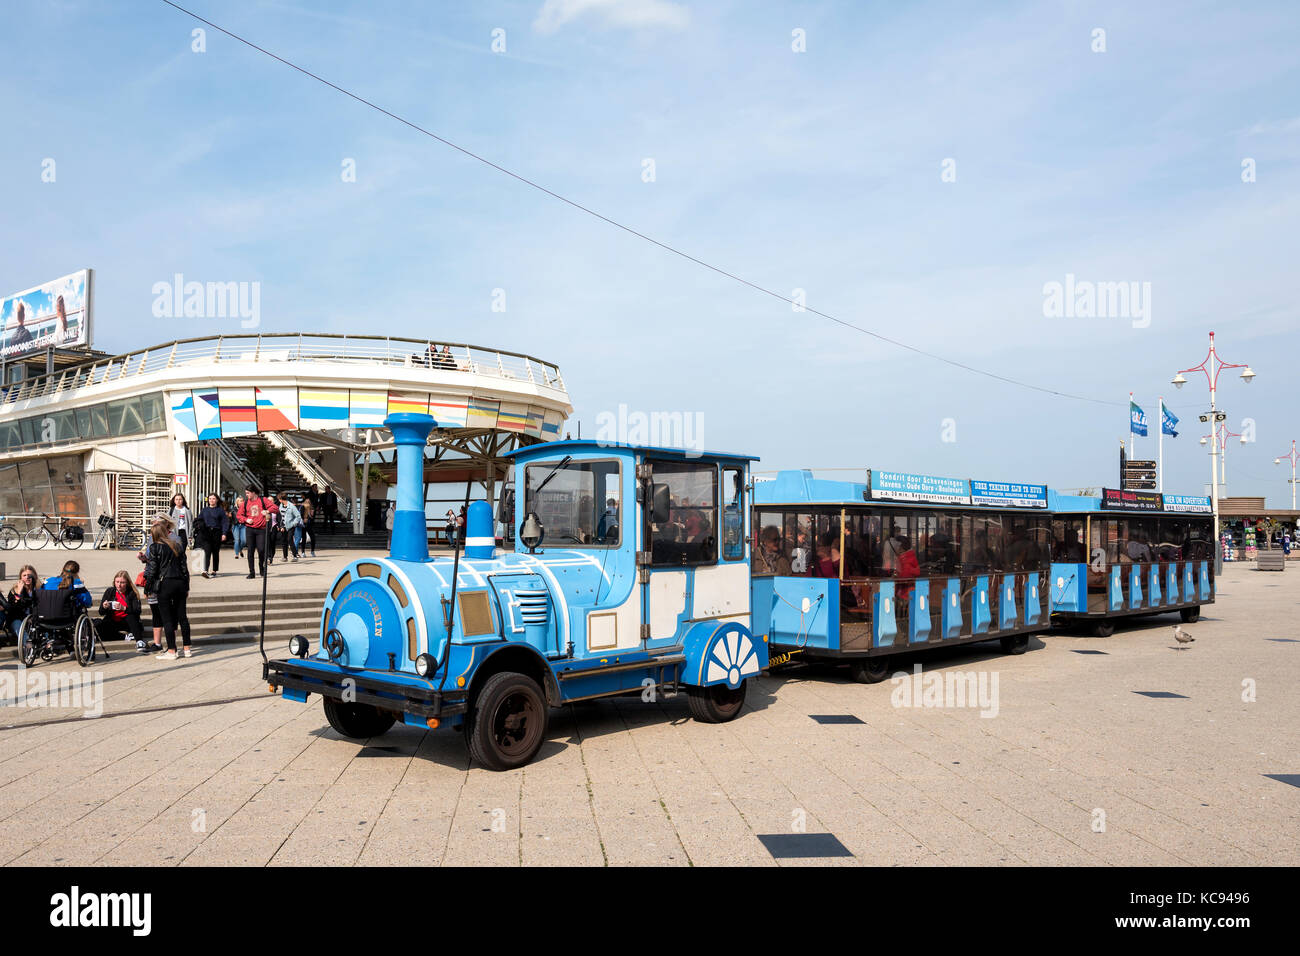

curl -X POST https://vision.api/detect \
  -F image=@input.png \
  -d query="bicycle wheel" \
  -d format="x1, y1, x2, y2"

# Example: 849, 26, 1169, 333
0, 526, 19, 550
24, 527, 51, 549
60, 527, 84, 550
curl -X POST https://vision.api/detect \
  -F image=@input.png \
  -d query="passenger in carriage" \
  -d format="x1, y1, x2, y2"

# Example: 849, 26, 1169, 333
1053, 527, 1086, 562
926, 530, 956, 573
1126, 528, 1153, 562
754, 525, 792, 576
966, 529, 996, 573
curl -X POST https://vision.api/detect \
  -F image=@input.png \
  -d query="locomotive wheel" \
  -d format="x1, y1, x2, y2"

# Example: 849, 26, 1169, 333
1000, 634, 1030, 655
686, 680, 747, 723
467, 671, 548, 771
322, 697, 396, 740
1092, 620, 1115, 638
849, 657, 892, 684
1180, 606, 1200, 624
74, 617, 96, 667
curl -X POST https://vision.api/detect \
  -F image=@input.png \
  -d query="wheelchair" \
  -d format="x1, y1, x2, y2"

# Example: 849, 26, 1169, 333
15, 589, 100, 667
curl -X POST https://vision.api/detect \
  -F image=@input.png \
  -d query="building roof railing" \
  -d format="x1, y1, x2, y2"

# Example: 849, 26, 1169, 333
0, 333, 567, 406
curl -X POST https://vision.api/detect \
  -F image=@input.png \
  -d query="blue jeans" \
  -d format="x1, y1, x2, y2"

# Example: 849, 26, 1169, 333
233, 522, 246, 556
293, 526, 303, 551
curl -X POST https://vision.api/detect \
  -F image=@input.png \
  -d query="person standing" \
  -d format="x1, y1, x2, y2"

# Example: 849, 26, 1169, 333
197, 493, 230, 578
228, 499, 244, 558
169, 493, 194, 551
96, 570, 146, 650
444, 507, 457, 548
144, 525, 192, 660
300, 497, 317, 557
321, 486, 338, 533
385, 500, 395, 549
237, 487, 275, 579
277, 493, 302, 561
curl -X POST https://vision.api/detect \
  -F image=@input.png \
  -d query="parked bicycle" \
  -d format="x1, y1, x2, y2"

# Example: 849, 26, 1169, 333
91, 514, 144, 551
24, 513, 85, 550
0, 517, 21, 551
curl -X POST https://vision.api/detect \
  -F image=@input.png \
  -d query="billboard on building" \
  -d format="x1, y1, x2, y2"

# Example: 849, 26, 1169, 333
0, 269, 93, 360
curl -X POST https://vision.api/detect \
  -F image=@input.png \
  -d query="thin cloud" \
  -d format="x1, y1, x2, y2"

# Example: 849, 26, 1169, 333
533, 0, 690, 35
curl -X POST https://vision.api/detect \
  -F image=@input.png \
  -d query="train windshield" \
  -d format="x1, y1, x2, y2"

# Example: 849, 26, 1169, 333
524, 458, 621, 547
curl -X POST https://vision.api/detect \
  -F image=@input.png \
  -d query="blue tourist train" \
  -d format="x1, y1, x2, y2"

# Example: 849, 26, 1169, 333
1046, 488, 1215, 636
750, 469, 1050, 682
264, 413, 766, 770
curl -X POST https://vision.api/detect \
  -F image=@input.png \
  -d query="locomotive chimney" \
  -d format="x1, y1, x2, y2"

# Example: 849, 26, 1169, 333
384, 412, 434, 562
464, 499, 495, 559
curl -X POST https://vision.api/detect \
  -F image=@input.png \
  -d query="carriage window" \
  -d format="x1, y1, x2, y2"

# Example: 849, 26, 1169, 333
1051, 518, 1086, 562
721, 467, 744, 561
523, 458, 621, 548
753, 510, 789, 576
649, 462, 718, 566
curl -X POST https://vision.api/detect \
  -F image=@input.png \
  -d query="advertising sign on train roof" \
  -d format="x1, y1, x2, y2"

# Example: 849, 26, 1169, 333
970, 479, 1048, 509
1162, 494, 1213, 514
866, 469, 970, 505
1100, 487, 1163, 511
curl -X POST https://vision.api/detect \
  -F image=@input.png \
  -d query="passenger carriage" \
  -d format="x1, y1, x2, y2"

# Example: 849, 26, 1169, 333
1047, 488, 1215, 637
751, 469, 1050, 683
264, 413, 766, 770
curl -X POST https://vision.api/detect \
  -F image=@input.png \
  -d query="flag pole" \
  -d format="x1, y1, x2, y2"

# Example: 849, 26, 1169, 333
1158, 396, 1164, 492
1128, 392, 1134, 458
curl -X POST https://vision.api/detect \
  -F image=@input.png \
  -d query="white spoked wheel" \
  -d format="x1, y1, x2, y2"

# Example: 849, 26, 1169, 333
17, 618, 37, 666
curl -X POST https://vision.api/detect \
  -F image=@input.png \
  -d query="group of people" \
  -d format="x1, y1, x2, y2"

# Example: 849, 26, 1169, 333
421, 343, 459, 369
167, 483, 341, 580
2, 509, 195, 661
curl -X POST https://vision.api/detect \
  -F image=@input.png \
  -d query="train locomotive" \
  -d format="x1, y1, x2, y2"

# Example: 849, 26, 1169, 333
264, 413, 767, 770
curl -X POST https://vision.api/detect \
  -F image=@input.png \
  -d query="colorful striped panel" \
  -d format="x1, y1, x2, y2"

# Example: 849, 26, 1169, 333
387, 391, 429, 416
496, 402, 530, 433
169, 392, 199, 443
465, 398, 498, 430
218, 387, 258, 438
524, 408, 545, 438
193, 390, 221, 440
541, 410, 565, 439
298, 389, 350, 429
255, 387, 299, 432
429, 395, 469, 428
349, 389, 388, 427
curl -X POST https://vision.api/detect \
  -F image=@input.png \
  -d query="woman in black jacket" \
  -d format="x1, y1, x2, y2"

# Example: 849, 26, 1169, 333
3, 564, 39, 645
96, 570, 147, 649
196, 493, 231, 578
144, 526, 192, 660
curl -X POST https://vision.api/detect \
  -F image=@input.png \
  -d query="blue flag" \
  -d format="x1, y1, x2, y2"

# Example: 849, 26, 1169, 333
1130, 400, 1148, 437
1161, 402, 1179, 438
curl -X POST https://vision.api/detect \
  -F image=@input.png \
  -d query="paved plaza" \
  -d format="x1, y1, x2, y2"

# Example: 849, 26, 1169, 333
1, 562, 1296, 866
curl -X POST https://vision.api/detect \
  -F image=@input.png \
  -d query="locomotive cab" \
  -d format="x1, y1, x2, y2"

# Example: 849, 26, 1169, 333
264, 413, 765, 770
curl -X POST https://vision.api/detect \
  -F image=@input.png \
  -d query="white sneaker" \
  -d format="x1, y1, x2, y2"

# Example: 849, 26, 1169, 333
156, 649, 177, 660
183, 647, 194, 658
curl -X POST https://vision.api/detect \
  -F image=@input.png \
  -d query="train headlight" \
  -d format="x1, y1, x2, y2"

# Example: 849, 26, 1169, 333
415, 653, 436, 678
289, 635, 309, 658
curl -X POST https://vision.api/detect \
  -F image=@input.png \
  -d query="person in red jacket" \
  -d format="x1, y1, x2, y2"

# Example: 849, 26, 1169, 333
236, 487, 278, 579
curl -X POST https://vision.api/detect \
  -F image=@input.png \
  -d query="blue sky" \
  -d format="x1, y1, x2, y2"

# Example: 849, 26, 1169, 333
3, 0, 1298, 501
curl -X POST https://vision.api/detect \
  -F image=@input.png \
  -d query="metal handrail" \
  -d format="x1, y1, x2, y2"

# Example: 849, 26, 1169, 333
0, 333, 568, 407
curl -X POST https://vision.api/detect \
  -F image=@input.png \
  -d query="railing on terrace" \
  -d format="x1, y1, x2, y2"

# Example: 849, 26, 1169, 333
0, 333, 567, 406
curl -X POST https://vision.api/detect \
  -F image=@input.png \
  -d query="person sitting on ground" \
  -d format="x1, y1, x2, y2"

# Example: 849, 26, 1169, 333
3, 564, 40, 644
97, 570, 147, 651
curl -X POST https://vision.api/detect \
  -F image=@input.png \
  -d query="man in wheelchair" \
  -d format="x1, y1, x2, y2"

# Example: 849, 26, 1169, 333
17, 560, 98, 667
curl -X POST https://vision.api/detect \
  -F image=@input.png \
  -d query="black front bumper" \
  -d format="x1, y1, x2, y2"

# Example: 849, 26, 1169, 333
264, 658, 468, 719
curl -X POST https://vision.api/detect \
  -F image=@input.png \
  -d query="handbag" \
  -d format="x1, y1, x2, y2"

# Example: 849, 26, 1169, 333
135, 571, 147, 588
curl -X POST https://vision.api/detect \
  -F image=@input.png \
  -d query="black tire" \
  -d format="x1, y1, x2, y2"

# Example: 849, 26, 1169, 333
849, 657, 892, 683
1000, 633, 1030, 655
322, 696, 396, 740
24, 527, 51, 550
466, 671, 548, 771
1180, 606, 1200, 624
17, 619, 37, 666
74, 617, 95, 666
0, 526, 19, 551
61, 528, 84, 550
1092, 619, 1115, 638
686, 680, 747, 723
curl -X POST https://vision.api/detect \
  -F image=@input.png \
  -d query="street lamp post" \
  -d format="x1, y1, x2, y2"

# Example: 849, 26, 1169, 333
1172, 331, 1255, 560
1276, 440, 1299, 511
1200, 423, 1246, 491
